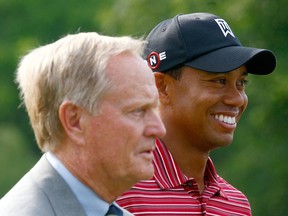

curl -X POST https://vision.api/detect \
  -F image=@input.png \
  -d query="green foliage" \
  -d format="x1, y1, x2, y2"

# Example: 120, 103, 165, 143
0, 124, 39, 195
0, 0, 287, 215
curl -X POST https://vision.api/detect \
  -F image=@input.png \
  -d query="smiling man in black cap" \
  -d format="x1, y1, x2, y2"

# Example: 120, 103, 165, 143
117, 13, 276, 215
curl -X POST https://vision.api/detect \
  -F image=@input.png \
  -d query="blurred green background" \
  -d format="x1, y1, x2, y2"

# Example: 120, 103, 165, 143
0, 0, 287, 215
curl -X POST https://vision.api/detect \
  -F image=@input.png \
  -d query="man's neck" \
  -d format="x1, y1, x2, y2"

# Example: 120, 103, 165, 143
160, 136, 209, 194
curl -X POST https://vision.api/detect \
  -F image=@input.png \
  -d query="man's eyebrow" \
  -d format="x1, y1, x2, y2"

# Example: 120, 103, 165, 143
242, 71, 248, 76
225, 69, 248, 76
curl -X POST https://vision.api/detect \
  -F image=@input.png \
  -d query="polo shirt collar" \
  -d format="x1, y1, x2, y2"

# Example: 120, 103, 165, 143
153, 139, 227, 198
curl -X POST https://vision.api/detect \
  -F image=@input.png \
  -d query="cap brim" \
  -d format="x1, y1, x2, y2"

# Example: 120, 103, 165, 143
184, 46, 276, 75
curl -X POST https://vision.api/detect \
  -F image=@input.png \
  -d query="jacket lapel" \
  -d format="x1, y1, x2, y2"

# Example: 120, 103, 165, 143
31, 155, 87, 216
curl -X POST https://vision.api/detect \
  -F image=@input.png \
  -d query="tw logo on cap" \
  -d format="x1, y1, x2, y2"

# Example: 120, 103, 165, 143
214, 19, 235, 38
147, 51, 166, 69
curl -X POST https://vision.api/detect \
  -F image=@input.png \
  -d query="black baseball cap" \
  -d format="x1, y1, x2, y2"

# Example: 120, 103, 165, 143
144, 13, 276, 75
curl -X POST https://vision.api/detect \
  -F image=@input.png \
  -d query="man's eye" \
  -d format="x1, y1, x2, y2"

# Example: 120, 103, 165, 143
214, 78, 226, 84
237, 79, 249, 87
132, 108, 146, 115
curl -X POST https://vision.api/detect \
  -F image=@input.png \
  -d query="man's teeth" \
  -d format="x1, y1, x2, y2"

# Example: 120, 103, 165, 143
214, 114, 236, 125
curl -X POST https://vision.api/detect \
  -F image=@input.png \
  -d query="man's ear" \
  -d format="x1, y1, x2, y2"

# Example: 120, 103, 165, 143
58, 101, 85, 145
154, 72, 171, 104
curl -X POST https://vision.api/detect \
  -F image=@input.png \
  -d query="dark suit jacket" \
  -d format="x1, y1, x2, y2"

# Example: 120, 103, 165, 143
0, 155, 133, 216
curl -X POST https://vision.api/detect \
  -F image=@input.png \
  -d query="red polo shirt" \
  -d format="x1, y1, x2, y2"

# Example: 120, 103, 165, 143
117, 138, 251, 215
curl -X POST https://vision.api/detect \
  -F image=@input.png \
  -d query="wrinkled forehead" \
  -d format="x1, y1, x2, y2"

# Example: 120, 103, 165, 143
105, 52, 157, 98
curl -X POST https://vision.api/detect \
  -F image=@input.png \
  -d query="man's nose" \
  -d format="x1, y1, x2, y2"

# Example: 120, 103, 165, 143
222, 85, 248, 108
144, 110, 166, 138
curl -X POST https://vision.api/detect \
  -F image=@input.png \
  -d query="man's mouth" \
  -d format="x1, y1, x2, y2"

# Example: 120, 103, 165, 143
213, 114, 236, 125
